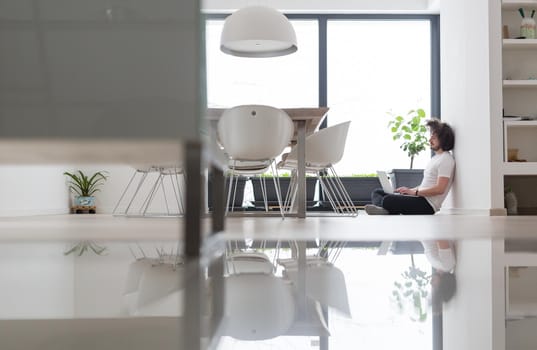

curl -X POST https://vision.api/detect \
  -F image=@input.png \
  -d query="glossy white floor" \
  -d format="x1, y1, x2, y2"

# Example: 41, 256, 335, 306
1, 212, 537, 241
2, 212, 537, 350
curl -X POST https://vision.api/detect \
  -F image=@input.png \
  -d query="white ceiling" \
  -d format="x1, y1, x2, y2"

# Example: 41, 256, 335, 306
202, 0, 440, 14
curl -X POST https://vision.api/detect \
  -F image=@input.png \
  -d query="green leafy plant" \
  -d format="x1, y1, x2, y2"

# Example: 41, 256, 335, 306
392, 255, 431, 322
64, 240, 107, 256
63, 170, 108, 197
388, 108, 429, 169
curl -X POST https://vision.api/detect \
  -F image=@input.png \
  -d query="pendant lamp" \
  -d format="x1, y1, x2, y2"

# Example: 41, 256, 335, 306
220, 6, 297, 58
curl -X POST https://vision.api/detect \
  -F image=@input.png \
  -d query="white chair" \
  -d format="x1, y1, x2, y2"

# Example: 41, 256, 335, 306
279, 120, 357, 215
113, 164, 185, 217
217, 105, 294, 217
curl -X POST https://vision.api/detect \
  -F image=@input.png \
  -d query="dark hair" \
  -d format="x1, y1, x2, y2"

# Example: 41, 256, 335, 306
435, 272, 456, 303
426, 119, 455, 151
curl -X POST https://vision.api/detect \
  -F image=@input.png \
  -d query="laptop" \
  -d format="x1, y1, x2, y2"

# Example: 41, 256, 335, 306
377, 170, 396, 194
377, 170, 419, 197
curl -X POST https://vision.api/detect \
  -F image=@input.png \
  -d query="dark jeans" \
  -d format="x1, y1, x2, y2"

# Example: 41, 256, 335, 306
371, 188, 435, 215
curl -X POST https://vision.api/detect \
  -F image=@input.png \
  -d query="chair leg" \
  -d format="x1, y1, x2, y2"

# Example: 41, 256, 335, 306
260, 176, 268, 212
113, 169, 138, 215
158, 171, 171, 215
318, 174, 341, 214
231, 174, 239, 212
170, 169, 184, 215
225, 165, 236, 215
270, 162, 285, 219
141, 173, 164, 216
283, 170, 298, 213
124, 171, 150, 215
328, 166, 357, 215
317, 167, 357, 216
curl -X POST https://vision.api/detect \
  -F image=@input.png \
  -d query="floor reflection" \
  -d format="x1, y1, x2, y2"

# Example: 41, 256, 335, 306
0, 239, 436, 349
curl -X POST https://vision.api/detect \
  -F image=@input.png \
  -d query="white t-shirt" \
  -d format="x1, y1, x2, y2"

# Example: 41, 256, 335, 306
419, 152, 455, 211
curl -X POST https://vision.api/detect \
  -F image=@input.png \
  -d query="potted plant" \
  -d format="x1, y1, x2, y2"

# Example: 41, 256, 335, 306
251, 173, 317, 209
388, 108, 428, 186
336, 173, 381, 207
207, 174, 248, 211
388, 108, 429, 169
64, 170, 108, 213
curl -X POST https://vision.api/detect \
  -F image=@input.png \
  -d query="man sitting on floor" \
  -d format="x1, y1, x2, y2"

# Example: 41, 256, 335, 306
365, 118, 455, 215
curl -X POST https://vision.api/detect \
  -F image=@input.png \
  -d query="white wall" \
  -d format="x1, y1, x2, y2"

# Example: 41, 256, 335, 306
0, 166, 70, 216
440, 0, 503, 214
443, 239, 505, 350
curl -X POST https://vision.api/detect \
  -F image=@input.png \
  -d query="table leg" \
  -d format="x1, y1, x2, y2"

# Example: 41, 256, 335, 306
297, 120, 306, 218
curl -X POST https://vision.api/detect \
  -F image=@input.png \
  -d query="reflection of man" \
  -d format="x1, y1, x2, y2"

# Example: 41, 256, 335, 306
422, 240, 455, 273
424, 240, 456, 305
365, 119, 455, 215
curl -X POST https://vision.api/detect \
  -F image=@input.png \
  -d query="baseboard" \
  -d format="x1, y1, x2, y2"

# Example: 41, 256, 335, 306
0, 208, 70, 217
438, 207, 507, 216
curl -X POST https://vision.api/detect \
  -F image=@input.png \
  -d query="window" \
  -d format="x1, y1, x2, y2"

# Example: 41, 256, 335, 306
206, 15, 438, 175
205, 19, 319, 108
327, 20, 432, 175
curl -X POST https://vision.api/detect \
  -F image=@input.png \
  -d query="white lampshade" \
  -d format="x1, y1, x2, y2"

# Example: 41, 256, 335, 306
220, 6, 297, 58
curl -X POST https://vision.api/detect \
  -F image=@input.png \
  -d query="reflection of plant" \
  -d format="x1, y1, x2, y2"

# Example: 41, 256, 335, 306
388, 109, 429, 169
64, 241, 107, 256
63, 170, 108, 197
392, 255, 431, 322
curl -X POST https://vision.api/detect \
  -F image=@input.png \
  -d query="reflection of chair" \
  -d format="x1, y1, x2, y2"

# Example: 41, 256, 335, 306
217, 105, 294, 217
278, 241, 351, 317
113, 164, 185, 217
225, 251, 275, 275
224, 273, 296, 340
279, 121, 357, 215
121, 245, 185, 316
281, 260, 351, 317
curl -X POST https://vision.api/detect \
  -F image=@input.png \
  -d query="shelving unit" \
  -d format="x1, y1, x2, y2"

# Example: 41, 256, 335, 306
502, 2, 537, 346
501, 0, 537, 220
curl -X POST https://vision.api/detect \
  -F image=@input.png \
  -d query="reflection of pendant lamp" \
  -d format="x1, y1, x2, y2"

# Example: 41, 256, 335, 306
220, 6, 297, 58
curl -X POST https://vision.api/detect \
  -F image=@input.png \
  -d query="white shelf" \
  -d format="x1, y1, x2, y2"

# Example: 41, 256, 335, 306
503, 162, 537, 175
504, 120, 537, 126
503, 39, 537, 49
505, 252, 537, 265
502, 0, 537, 10
503, 80, 537, 87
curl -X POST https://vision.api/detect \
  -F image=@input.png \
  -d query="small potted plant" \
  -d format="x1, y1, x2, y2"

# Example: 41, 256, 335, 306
64, 170, 108, 213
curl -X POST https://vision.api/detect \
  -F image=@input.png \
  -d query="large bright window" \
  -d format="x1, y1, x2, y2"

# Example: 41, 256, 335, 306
205, 19, 319, 108
327, 20, 432, 175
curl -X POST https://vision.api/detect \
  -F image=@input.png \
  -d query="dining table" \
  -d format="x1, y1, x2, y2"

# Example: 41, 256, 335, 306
205, 107, 329, 218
